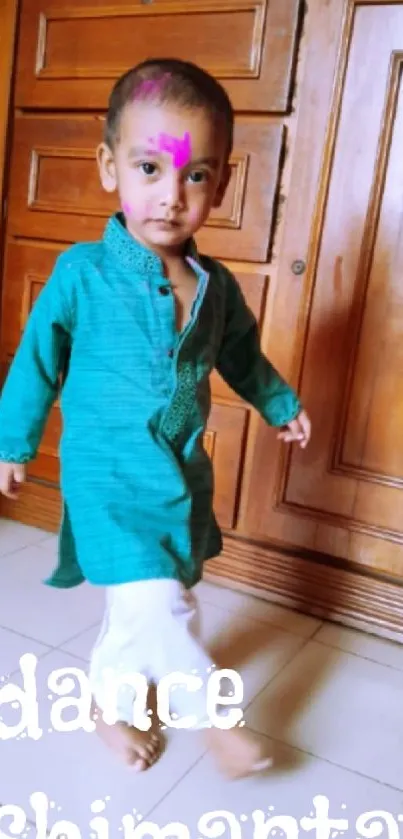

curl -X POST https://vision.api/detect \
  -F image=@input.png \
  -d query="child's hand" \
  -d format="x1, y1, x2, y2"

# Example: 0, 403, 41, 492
277, 409, 311, 449
0, 462, 26, 499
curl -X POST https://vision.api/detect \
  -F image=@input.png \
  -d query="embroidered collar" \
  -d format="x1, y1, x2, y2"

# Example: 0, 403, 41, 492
103, 212, 205, 277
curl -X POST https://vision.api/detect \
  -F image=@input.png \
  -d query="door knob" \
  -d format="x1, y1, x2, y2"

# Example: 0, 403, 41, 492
291, 260, 306, 275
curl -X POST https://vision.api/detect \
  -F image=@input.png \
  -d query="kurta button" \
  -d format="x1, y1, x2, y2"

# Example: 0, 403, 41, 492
158, 285, 170, 296
168, 349, 174, 358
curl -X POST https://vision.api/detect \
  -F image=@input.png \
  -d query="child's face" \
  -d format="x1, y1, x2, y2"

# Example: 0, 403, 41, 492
97, 101, 231, 255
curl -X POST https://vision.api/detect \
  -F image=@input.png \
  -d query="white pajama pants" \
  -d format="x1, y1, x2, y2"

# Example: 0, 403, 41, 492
88, 579, 217, 729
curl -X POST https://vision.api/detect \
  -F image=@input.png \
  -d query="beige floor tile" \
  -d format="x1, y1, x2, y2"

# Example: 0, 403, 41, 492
59, 622, 101, 660
245, 639, 403, 789
199, 601, 308, 708
0, 627, 51, 679
0, 544, 104, 647
38, 534, 58, 553
0, 649, 206, 835
0, 519, 49, 557
147, 736, 403, 839
316, 622, 403, 670
196, 579, 322, 638
3, 517, 403, 834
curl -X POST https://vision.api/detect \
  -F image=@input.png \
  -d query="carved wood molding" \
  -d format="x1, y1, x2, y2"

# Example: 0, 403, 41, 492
331, 49, 403, 489
36, 1, 267, 80
275, 498, 403, 546
205, 533, 403, 642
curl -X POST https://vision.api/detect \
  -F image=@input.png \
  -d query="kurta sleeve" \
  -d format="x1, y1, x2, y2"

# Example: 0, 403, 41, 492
0, 255, 75, 463
215, 269, 302, 427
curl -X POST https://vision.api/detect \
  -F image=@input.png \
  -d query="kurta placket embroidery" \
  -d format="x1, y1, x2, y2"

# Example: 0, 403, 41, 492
160, 259, 210, 448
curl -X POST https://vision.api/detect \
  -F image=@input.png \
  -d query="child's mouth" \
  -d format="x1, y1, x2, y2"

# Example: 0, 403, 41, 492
152, 219, 180, 229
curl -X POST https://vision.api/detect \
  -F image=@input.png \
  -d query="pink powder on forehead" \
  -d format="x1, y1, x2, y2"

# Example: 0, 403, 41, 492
133, 73, 172, 100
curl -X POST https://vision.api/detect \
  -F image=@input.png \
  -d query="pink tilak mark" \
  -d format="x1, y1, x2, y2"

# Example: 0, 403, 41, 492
157, 132, 192, 168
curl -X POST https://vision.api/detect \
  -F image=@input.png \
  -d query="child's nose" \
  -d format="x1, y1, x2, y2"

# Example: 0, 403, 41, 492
160, 175, 185, 209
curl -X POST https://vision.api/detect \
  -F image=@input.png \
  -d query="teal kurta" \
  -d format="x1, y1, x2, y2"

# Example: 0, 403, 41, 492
0, 214, 301, 589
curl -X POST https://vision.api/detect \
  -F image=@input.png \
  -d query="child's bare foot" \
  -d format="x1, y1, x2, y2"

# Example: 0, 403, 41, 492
91, 701, 161, 771
204, 725, 272, 780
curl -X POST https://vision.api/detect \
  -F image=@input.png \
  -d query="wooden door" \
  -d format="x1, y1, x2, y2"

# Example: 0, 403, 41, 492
228, 0, 403, 629
0, 0, 302, 531
285, 1, 403, 575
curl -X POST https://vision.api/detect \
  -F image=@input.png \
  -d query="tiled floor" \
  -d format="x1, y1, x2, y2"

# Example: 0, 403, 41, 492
1, 520, 403, 838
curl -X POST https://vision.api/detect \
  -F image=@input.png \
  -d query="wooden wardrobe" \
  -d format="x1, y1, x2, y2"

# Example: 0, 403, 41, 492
1, 0, 403, 640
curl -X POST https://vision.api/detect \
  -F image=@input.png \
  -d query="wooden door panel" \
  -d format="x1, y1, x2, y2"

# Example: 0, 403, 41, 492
7, 113, 284, 261
15, 0, 301, 113
1, 240, 67, 355
340, 84, 403, 484
273, 5, 403, 568
7, 114, 108, 244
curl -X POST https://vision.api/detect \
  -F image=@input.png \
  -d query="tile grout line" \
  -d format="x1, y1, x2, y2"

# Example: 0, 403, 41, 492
4, 646, 69, 681
54, 631, 403, 676
242, 634, 313, 715
310, 622, 324, 641
0, 617, 102, 655
4, 618, 403, 689
141, 748, 209, 823
246, 728, 403, 797
54, 619, 101, 649
311, 636, 403, 671
2, 575, 403, 677
239, 626, 403, 726
198, 593, 323, 640
0, 538, 52, 560
20, 745, 209, 835
0, 622, 55, 647
2, 630, 100, 680
15, 728, 403, 834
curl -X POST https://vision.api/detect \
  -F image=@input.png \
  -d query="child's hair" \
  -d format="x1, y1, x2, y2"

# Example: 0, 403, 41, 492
104, 58, 234, 160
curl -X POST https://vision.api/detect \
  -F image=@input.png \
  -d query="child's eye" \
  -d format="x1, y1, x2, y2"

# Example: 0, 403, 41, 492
188, 170, 208, 183
139, 162, 157, 175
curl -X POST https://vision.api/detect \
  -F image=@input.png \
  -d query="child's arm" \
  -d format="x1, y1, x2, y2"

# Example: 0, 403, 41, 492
0, 255, 74, 473
215, 270, 311, 447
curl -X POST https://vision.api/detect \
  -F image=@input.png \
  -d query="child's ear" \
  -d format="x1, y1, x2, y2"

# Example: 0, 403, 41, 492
212, 163, 231, 208
96, 142, 117, 193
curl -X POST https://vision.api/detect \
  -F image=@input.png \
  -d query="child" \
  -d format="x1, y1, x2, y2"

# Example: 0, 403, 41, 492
0, 59, 311, 778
